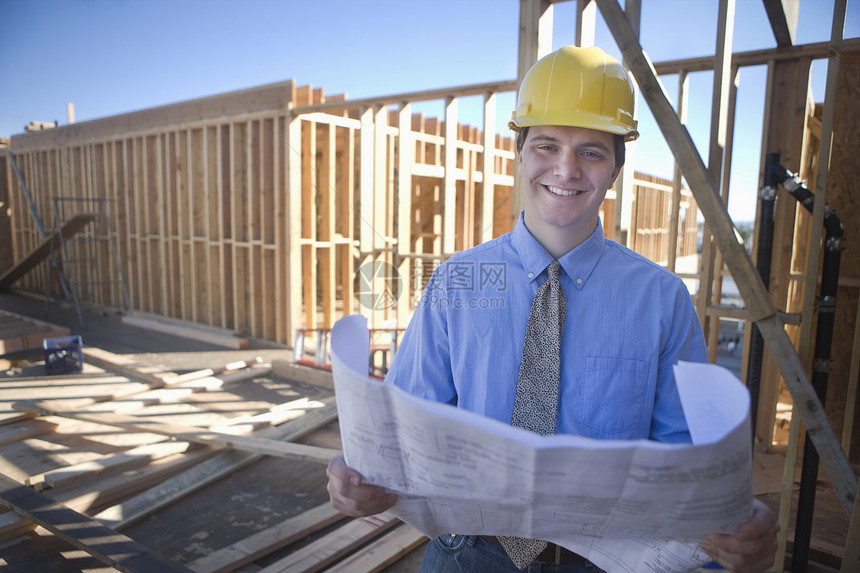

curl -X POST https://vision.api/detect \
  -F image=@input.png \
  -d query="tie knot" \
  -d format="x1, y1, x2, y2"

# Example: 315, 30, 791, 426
547, 260, 560, 281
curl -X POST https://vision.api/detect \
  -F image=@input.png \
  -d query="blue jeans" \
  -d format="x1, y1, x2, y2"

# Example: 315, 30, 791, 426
418, 534, 605, 573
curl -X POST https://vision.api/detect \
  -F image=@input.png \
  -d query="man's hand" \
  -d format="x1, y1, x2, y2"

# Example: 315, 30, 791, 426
700, 499, 779, 572
326, 453, 398, 517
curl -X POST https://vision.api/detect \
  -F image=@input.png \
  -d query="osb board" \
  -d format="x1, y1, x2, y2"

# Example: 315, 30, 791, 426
827, 52, 860, 461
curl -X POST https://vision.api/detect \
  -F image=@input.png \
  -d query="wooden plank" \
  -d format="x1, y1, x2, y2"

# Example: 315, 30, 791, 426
26, 440, 190, 491
397, 103, 414, 328
763, 0, 798, 46
185, 502, 344, 573
93, 396, 338, 530
595, 0, 857, 515
442, 97, 457, 255
325, 524, 428, 573
480, 94, 496, 244
26, 387, 297, 490
286, 112, 303, 342
338, 123, 356, 317
13, 401, 338, 463
842, 296, 860, 452
0, 212, 96, 289
0, 472, 193, 572
652, 37, 860, 76
667, 70, 688, 272
256, 512, 400, 573
319, 122, 336, 328
270, 359, 334, 390
301, 111, 318, 329
576, 0, 596, 48
697, 0, 736, 362
0, 447, 214, 543
843, 480, 860, 572
11, 81, 294, 151
0, 420, 57, 446
121, 313, 249, 348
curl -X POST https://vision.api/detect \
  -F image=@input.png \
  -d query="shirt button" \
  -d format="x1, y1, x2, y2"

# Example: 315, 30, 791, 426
576, 278, 583, 285
528, 272, 534, 279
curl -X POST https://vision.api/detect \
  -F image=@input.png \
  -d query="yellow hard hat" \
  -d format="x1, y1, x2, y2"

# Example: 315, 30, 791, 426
509, 45, 639, 141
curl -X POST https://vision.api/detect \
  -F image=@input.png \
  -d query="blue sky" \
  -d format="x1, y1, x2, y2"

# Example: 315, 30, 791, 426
2, 0, 858, 223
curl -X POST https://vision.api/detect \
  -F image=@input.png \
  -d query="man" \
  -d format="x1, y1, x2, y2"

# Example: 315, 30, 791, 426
327, 46, 778, 572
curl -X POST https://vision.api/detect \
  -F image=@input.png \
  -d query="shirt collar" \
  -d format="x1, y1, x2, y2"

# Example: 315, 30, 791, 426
511, 211, 606, 289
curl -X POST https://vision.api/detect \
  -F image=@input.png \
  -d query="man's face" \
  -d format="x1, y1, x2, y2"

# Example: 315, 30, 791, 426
518, 125, 621, 244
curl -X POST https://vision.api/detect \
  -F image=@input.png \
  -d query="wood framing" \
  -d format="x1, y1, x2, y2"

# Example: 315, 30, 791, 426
595, 0, 857, 516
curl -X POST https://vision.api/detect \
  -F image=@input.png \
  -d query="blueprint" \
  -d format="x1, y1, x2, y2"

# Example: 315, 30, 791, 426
330, 315, 753, 573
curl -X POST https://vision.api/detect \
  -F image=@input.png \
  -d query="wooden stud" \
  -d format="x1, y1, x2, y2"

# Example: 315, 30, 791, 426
696, 0, 735, 361
443, 97, 457, 255
286, 111, 303, 339
668, 69, 688, 273
320, 122, 337, 327
397, 103, 413, 327
480, 93, 497, 244
576, 0, 596, 48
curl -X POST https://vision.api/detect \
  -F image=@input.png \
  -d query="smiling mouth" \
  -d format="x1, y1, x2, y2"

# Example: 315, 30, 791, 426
545, 185, 587, 197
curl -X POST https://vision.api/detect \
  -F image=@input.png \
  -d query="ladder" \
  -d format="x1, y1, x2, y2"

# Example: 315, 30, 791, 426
45, 197, 131, 326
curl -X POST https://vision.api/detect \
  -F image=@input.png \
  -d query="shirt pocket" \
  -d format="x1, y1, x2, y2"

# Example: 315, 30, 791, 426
571, 356, 649, 438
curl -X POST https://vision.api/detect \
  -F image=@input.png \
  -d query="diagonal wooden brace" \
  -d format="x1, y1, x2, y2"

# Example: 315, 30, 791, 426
596, 0, 856, 516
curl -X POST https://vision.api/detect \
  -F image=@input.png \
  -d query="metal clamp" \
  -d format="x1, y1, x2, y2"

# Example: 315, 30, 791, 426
817, 295, 837, 313
783, 174, 805, 192
826, 236, 846, 251
759, 185, 777, 200
813, 358, 834, 373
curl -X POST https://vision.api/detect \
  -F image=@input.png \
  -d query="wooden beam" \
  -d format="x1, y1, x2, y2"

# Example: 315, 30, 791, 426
480, 93, 497, 244
0, 472, 194, 572
324, 524, 428, 573
700, 0, 737, 363
11, 81, 294, 151
612, 0, 641, 247
514, 0, 554, 221
292, 80, 519, 116
256, 512, 400, 573
13, 401, 338, 463
762, 0, 798, 46
576, 0, 596, 48
652, 38, 860, 76
185, 503, 344, 573
397, 103, 414, 327
443, 97, 458, 255
285, 111, 303, 338
0, 213, 96, 289
595, 0, 857, 516
667, 70, 689, 273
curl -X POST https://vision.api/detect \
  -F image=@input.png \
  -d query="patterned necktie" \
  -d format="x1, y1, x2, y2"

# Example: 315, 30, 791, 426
499, 260, 566, 569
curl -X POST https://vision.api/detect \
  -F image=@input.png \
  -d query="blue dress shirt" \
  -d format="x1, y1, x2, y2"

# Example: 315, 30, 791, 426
385, 213, 708, 443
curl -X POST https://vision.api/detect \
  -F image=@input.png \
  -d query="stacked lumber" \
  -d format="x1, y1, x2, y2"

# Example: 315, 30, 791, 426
0, 310, 70, 355
0, 349, 427, 572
